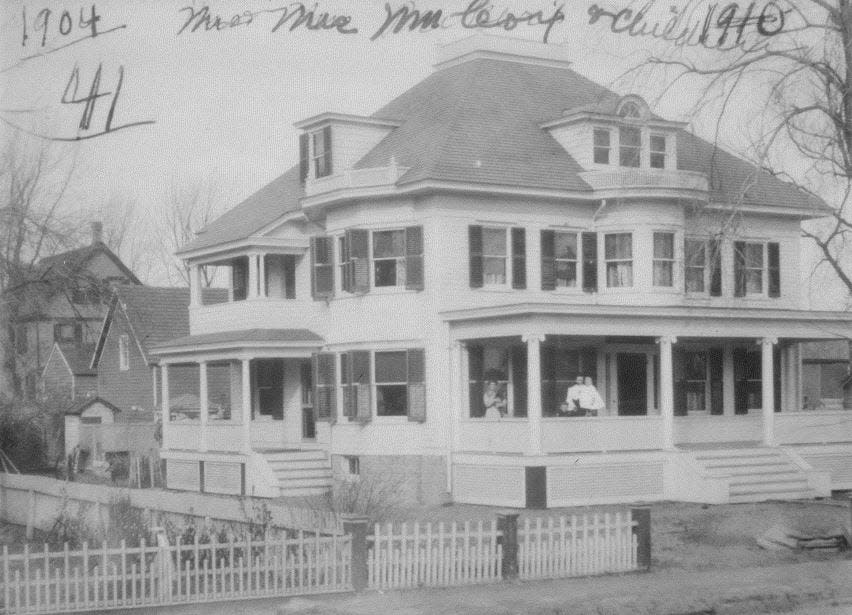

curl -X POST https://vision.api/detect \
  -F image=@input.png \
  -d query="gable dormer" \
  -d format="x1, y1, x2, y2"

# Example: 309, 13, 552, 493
542, 95, 686, 172
294, 113, 402, 184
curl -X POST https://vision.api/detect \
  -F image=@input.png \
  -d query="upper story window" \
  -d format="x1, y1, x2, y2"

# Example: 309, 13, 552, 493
482, 228, 508, 285
542, 230, 597, 292
593, 128, 611, 164
299, 126, 332, 182
652, 232, 675, 287
470, 226, 526, 290
373, 230, 406, 287
604, 233, 633, 287
554, 232, 579, 288
375, 350, 408, 416
684, 239, 707, 293
618, 101, 643, 119
650, 134, 667, 169
619, 127, 641, 167
118, 334, 129, 371
734, 241, 780, 298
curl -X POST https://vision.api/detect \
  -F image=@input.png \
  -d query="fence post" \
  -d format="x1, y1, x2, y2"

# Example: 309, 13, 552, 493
342, 515, 370, 591
154, 527, 173, 600
497, 511, 519, 579
26, 490, 36, 540
631, 507, 651, 570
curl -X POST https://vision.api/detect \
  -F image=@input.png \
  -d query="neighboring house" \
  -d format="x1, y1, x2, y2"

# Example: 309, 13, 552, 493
63, 396, 158, 469
151, 36, 852, 507
800, 341, 851, 410
13, 222, 141, 398
92, 286, 228, 414
40, 342, 97, 400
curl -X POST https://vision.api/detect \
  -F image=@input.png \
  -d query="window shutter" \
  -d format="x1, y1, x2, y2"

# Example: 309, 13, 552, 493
732, 348, 748, 414
582, 232, 598, 292
510, 345, 527, 417
312, 353, 337, 423
673, 349, 687, 416
511, 227, 526, 289
351, 350, 371, 422
339, 236, 352, 293
341, 353, 354, 419
310, 237, 334, 300
347, 229, 370, 294
323, 126, 333, 176
709, 349, 724, 415
468, 226, 483, 288
468, 344, 484, 417
540, 230, 556, 291
709, 239, 722, 297
299, 133, 309, 183
768, 242, 780, 298
407, 348, 426, 422
733, 241, 746, 297
405, 226, 424, 291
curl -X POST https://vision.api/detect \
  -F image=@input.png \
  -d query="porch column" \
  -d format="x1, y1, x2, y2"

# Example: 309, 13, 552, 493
258, 254, 267, 298
657, 336, 676, 450
761, 337, 777, 446
450, 341, 465, 452
523, 333, 545, 456
248, 253, 259, 299
161, 363, 170, 450
189, 264, 202, 307
241, 358, 252, 453
199, 361, 209, 452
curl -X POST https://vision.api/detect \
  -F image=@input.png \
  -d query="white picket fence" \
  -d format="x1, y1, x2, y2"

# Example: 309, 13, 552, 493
0, 532, 352, 614
519, 512, 638, 580
367, 520, 502, 589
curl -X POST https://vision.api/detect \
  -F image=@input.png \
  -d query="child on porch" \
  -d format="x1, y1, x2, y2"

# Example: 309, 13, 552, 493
483, 380, 507, 418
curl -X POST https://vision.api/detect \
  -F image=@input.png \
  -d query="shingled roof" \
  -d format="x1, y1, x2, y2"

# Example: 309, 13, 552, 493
92, 286, 228, 366
181, 55, 824, 254
39, 241, 141, 285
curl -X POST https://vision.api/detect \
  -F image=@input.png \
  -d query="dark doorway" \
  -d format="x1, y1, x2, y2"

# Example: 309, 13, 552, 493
618, 353, 647, 415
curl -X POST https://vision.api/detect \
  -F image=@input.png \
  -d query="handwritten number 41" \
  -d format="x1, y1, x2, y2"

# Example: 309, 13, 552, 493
62, 63, 123, 133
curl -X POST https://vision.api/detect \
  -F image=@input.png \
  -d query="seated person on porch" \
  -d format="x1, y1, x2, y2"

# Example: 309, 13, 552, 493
483, 381, 507, 419
560, 376, 586, 416
580, 376, 605, 415
560, 375, 604, 416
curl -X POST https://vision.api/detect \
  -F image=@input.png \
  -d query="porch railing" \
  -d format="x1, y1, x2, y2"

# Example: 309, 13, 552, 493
541, 417, 663, 452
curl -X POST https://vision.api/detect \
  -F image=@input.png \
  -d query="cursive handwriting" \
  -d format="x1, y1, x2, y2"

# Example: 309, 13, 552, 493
587, 1, 787, 51
371, 0, 566, 43
177, 3, 357, 36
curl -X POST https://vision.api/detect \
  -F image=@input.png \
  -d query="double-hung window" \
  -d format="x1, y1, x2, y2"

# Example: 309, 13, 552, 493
311, 129, 331, 178
734, 241, 780, 298
604, 233, 633, 287
650, 134, 666, 169
554, 232, 579, 288
619, 127, 641, 167
593, 128, 611, 164
653, 232, 675, 287
372, 230, 406, 287
375, 351, 408, 416
482, 228, 508, 285
745, 243, 764, 294
119, 334, 129, 371
684, 239, 707, 293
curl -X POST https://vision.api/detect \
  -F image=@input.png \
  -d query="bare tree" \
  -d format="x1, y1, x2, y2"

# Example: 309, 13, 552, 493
0, 134, 78, 398
620, 1, 852, 293
157, 180, 224, 287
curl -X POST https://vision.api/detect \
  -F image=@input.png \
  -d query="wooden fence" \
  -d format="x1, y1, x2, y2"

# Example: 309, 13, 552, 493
518, 512, 637, 580
367, 520, 502, 589
0, 531, 352, 614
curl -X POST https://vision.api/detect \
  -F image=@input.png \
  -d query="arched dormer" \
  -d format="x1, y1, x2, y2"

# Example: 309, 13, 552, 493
615, 95, 651, 121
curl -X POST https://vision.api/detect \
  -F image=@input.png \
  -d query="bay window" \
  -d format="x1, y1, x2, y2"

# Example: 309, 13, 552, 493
604, 233, 633, 287
593, 128, 611, 164
653, 232, 675, 287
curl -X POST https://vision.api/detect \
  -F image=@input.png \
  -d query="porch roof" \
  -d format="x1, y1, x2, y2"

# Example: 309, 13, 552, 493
440, 303, 852, 341
149, 328, 324, 360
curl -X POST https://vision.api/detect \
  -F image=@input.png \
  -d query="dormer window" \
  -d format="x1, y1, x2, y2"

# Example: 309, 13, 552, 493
650, 134, 666, 169
618, 101, 642, 119
299, 126, 332, 182
619, 127, 641, 167
593, 128, 611, 164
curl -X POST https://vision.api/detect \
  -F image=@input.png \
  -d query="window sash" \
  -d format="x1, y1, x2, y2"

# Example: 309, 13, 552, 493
739, 242, 766, 295
554, 231, 578, 287
619, 127, 641, 167
650, 134, 666, 169
593, 128, 610, 164
685, 239, 707, 293
311, 131, 328, 177
653, 232, 675, 287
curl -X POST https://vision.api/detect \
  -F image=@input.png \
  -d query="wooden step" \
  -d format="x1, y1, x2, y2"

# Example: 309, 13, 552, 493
278, 486, 333, 497
727, 472, 806, 485
729, 489, 815, 503
267, 459, 330, 471
263, 450, 328, 462
702, 464, 795, 475
273, 468, 333, 481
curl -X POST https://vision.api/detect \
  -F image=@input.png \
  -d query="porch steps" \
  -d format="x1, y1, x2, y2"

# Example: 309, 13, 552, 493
690, 448, 816, 503
261, 450, 332, 497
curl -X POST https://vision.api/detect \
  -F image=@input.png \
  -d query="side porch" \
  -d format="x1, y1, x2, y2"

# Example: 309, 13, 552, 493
442, 304, 852, 507
150, 329, 332, 498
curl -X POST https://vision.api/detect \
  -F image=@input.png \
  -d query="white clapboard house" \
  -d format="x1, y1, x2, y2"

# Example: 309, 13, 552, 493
151, 36, 852, 507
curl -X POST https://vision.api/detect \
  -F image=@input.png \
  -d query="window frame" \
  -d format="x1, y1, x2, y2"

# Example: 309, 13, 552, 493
684, 237, 709, 295
311, 129, 330, 179
682, 350, 710, 413
481, 226, 511, 288
593, 127, 611, 165
553, 231, 580, 289
371, 229, 407, 289
649, 133, 667, 169
738, 241, 769, 297
603, 232, 634, 288
118, 334, 130, 371
373, 349, 409, 418
652, 231, 676, 288
618, 126, 642, 168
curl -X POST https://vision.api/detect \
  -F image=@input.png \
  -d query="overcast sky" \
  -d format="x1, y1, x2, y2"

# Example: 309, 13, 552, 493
0, 0, 845, 306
